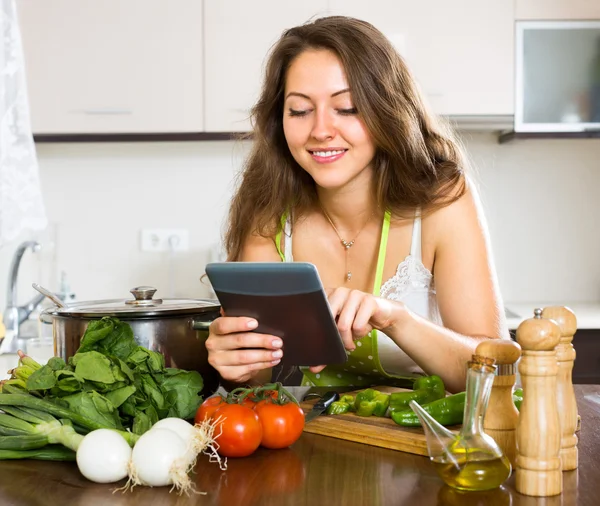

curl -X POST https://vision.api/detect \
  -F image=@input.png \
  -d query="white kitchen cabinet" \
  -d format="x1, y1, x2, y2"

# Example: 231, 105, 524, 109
516, 0, 600, 20
17, 0, 204, 134
203, 1, 329, 132
327, 1, 515, 116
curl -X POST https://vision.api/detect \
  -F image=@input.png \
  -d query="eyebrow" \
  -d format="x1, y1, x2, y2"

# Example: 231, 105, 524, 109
285, 88, 350, 100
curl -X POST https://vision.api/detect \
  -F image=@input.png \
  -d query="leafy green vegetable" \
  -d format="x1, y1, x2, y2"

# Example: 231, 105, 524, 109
6, 316, 205, 435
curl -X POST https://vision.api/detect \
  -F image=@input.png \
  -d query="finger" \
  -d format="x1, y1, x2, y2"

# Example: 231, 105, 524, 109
219, 361, 281, 384
206, 331, 283, 353
336, 290, 366, 348
352, 296, 377, 337
308, 365, 327, 373
326, 287, 351, 318
210, 315, 258, 335
215, 347, 284, 368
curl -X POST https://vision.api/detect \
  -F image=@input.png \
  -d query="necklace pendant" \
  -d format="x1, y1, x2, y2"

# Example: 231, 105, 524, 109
341, 240, 354, 249
346, 271, 352, 281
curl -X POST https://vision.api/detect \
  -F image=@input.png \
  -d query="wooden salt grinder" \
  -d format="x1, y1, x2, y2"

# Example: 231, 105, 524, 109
515, 308, 562, 497
542, 306, 578, 471
475, 338, 522, 469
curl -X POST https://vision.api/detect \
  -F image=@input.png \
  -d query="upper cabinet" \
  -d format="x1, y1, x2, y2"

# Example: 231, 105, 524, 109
17, 0, 204, 134
203, 1, 328, 132
327, 0, 515, 117
516, 0, 600, 20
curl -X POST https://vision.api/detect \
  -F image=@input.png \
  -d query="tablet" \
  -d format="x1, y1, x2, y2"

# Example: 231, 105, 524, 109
205, 262, 347, 366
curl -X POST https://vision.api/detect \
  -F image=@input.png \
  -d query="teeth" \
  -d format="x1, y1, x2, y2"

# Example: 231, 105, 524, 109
312, 150, 345, 157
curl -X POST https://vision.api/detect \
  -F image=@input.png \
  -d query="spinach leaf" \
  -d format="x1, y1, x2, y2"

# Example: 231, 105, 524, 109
72, 351, 125, 384
105, 385, 136, 409
161, 369, 204, 420
26, 365, 57, 391
58, 391, 122, 429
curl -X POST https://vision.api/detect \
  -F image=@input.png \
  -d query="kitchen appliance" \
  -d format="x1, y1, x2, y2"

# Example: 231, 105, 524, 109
37, 285, 221, 396
515, 20, 600, 133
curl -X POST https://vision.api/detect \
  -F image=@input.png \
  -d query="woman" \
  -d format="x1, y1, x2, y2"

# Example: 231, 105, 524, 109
205, 16, 509, 394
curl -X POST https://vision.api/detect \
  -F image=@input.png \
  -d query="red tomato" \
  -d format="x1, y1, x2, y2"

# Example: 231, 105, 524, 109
213, 404, 263, 458
195, 396, 224, 424
254, 400, 305, 449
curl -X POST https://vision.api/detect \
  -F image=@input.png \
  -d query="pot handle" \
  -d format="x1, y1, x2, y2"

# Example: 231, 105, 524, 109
191, 315, 218, 331
39, 307, 54, 325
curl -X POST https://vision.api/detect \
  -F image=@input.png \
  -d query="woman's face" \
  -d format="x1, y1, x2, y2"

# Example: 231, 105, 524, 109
282, 49, 376, 191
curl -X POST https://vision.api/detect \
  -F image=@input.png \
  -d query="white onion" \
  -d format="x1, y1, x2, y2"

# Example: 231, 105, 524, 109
76, 429, 132, 484
130, 428, 191, 490
151, 418, 195, 446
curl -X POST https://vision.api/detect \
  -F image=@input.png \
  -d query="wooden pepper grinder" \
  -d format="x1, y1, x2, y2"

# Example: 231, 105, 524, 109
475, 338, 522, 469
542, 306, 578, 471
515, 308, 562, 497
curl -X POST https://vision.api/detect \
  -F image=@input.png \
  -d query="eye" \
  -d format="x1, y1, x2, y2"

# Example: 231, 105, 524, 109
288, 108, 310, 117
337, 108, 358, 115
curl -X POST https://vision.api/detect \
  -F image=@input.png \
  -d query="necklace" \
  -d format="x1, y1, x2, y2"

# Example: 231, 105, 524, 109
321, 207, 373, 282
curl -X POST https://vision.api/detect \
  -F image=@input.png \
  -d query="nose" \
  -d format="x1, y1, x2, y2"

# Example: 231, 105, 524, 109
310, 108, 336, 142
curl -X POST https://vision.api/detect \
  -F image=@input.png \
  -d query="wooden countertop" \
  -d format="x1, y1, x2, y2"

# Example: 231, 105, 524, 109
0, 385, 598, 506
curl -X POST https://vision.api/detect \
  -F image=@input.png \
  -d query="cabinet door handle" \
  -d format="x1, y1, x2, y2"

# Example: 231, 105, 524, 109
80, 109, 133, 115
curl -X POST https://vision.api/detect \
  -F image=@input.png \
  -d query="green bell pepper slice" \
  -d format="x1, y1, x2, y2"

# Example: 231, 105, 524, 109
513, 387, 523, 411
390, 392, 466, 427
388, 375, 446, 414
354, 389, 390, 417
340, 395, 356, 411
372, 393, 390, 417
327, 400, 351, 415
353, 389, 379, 412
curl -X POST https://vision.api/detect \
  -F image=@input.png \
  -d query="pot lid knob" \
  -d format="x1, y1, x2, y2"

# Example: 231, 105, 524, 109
126, 286, 163, 306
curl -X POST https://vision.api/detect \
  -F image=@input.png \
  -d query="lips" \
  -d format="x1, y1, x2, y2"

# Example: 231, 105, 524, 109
308, 148, 348, 163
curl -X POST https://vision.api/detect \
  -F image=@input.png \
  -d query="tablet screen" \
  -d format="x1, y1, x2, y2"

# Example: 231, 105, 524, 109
205, 262, 347, 366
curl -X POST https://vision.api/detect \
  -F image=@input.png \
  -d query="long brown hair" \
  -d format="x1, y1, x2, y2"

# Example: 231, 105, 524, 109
225, 16, 467, 260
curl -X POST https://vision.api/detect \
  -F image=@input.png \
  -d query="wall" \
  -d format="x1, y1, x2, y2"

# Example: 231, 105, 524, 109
1, 134, 599, 315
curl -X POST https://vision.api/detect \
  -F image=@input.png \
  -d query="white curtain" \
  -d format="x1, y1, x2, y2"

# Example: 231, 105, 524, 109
0, 0, 46, 248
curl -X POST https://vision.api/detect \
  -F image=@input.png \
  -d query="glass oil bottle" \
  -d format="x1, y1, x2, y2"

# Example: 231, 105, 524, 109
409, 355, 511, 491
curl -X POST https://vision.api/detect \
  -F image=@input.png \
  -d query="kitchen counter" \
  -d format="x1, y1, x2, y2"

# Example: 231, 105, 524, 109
505, 302, 600, 330
0, 385, 598, 506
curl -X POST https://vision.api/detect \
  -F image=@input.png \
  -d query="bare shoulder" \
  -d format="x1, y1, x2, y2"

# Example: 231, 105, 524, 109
423, 177, 486, 253
238, 222, 283, 262
423, 177, 508, 339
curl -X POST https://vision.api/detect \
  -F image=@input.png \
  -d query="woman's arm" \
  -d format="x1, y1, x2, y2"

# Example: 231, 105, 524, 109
322, 182, 508, 393
394, 181, 509, 390
208, 229, 284, 390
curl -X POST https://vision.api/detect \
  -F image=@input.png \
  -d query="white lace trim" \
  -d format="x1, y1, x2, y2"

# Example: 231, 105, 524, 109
379, 254, 434, 301
0, 1, 47, 248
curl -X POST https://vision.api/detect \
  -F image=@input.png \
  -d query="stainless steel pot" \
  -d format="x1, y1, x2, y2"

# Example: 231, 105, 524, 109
39, 286, 221, 396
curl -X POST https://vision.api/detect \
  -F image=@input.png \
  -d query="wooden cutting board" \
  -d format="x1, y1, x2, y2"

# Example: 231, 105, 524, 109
300, 385, 458, 456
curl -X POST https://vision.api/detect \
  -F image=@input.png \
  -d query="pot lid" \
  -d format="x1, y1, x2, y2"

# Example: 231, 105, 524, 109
48, 286, 220, 318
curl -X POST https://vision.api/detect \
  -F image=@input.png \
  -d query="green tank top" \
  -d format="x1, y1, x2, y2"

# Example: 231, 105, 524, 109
274, 211, 417, 388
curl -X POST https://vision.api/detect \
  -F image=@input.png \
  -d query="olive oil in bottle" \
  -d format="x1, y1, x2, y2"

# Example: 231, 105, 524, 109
409, 355, 512, 492
432, 448, 511, 491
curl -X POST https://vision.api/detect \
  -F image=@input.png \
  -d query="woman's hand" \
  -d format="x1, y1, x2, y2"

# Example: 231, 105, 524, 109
309, 287, 407, 373
205, 316, 283, 384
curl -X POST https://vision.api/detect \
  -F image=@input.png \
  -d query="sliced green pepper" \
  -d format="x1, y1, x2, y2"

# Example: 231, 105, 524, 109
353, 389, 379, 412
391, 392, 466, 427
388, 375, 446, 414
327, 401, 351, 415
513, 388, 523, 411
372, 393, 390, 417
340, 395, 356, 411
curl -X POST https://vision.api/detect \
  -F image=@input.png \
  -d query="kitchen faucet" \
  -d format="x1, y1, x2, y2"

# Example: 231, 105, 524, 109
2, 241, 45, 352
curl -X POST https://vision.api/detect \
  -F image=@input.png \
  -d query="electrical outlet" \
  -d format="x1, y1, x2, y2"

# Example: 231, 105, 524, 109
141, 229, 189, 252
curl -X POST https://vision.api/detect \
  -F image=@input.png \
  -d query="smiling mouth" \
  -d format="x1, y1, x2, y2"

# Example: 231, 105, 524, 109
308, 149, 347, 157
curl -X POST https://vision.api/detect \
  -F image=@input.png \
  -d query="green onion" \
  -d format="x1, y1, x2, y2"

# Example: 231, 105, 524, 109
0, 445, 75, 461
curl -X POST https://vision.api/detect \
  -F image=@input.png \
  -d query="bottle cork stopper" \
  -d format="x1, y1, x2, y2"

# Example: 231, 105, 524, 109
476, 339, 522, 365
516, 308, 561, 351
541, 306, 577, 340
